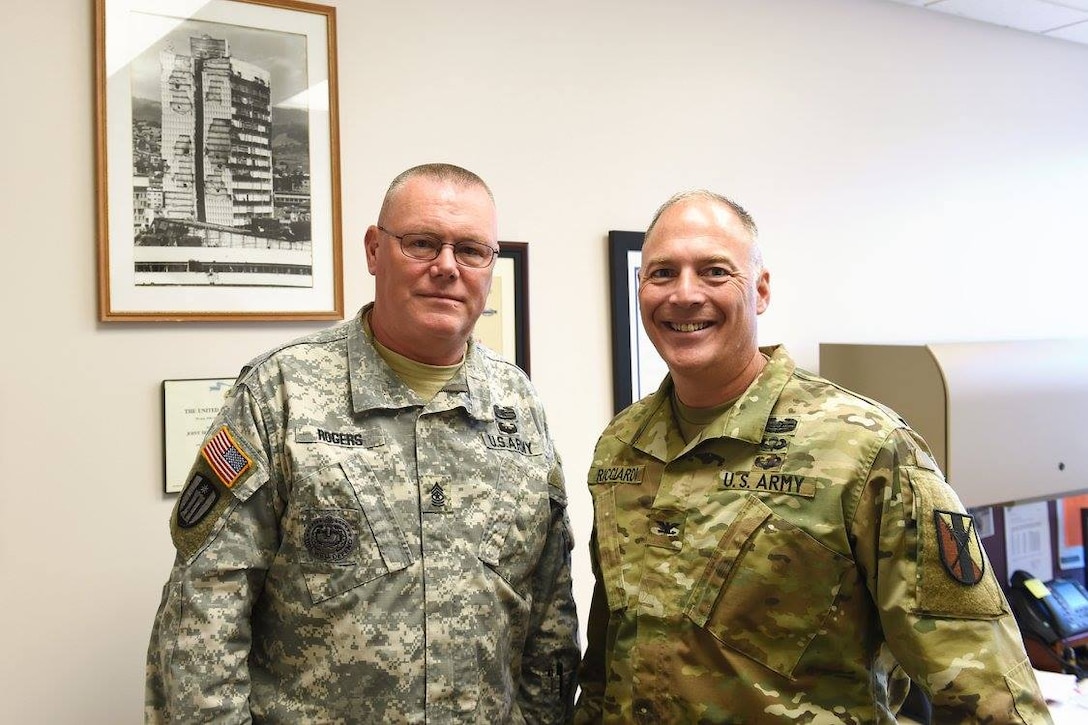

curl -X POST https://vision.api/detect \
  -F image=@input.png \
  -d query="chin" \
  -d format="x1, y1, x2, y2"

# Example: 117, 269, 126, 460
661, 352, 716, 376
420, 315, 472, 340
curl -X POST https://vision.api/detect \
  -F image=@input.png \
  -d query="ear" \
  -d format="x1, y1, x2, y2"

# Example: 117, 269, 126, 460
364, 226, 380, 275
755, 268, 771, 315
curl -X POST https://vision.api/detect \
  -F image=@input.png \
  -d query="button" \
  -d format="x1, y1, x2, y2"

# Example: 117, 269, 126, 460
633, 699, 659, 724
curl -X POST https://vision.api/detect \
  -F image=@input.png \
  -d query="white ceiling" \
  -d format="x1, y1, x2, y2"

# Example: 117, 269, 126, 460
882, 0, 1088, 45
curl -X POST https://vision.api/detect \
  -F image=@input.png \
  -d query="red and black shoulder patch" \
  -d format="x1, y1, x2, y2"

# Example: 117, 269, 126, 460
934, 509, 986, 585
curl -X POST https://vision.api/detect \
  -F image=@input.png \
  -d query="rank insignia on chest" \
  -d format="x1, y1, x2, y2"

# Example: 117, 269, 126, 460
647, 512, 686, 549
429, 482, 447, 507
934, 510, 985, 585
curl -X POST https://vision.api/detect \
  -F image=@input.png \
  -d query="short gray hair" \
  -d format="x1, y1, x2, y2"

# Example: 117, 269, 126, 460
379, 163, 494, 222
645, 189, 762, 270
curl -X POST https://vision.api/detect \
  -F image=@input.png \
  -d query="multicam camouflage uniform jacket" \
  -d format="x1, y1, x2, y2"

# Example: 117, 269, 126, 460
146, 305, 580, 723
574, 346, 1050, 724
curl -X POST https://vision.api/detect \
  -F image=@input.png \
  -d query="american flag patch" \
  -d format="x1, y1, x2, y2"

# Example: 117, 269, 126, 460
201, 426, 253, 488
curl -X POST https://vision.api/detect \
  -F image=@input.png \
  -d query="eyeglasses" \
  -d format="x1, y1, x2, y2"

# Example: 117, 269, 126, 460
376, 225, 499, 269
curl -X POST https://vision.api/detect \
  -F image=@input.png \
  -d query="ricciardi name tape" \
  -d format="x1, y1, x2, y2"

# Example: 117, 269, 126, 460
591, 466, 645, 485
201, 425, 253, 488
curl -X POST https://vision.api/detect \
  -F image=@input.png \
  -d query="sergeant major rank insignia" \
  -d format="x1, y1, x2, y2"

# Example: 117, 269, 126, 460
934, 510, 985, 585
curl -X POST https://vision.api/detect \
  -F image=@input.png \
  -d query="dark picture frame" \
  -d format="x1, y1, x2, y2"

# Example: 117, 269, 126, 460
95, 0, 343, 321
608, 230, 667, 413
476, 241, 531, 376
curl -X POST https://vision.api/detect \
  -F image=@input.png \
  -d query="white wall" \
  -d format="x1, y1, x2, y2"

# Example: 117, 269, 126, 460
4, 0, 1088, 721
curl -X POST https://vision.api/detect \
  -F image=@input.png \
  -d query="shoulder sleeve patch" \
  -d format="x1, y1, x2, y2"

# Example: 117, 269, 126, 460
169, 421, 267, 561
911, 467, 1006, 618
200, 425, 253, 488
170, 457, 235, 562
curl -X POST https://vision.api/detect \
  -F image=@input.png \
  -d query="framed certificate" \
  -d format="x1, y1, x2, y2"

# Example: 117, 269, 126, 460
162, 377, 235, 493
476, 241, 530, 375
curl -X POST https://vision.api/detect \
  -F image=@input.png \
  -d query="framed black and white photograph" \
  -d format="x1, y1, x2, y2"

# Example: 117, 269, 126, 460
95, 0, 343, 321
609, 230, 667, 413
162, 377, 235, 493
476, 241, 530, 376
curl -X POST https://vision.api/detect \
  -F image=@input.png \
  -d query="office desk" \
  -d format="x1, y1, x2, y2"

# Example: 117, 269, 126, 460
897, 669, 1088, 724
1033, 669, 1088, 723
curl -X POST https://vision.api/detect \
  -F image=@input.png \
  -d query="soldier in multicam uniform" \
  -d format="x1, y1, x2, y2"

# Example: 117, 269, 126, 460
574, 190, 1051, 724
146, 164, 579, 723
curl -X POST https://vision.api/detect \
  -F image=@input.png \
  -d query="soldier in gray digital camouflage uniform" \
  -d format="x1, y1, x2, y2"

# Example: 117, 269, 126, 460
573, 190, 1050, 723
146, 163, 579, 723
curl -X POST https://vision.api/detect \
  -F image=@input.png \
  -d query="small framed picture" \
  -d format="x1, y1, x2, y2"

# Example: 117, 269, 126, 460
609, 230, 667, 413
95, 0, 343, 321
476, 241, 531, 376
162, 377, 235, 493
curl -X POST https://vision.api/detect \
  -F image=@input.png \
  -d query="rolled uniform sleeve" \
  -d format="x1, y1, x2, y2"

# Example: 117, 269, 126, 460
145, 382, 280, 724
855, 428, 1050, 724
517, 454, 581, 723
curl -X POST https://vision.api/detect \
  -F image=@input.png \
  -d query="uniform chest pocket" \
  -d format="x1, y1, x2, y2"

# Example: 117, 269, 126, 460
477, 456, 553, 596
292, 460, 413, 605
683, 494, 851, 679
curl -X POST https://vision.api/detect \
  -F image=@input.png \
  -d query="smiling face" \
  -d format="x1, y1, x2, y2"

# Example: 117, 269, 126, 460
364, 175, 498, 365
638, 195, 770, 406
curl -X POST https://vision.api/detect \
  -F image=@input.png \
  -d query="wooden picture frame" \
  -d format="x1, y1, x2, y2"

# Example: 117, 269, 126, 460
609, 230, 667, 413
95, 0, 343, 321
162, 377, 235, 493
476, 241, 530, 376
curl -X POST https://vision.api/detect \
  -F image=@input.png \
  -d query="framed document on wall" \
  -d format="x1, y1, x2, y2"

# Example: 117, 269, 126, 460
162, 377, 234, 493
475, 241, 530, 376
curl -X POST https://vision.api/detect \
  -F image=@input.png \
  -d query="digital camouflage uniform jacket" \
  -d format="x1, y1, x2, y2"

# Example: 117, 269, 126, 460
146, 305, 580, 723
575, 346, 1050, 724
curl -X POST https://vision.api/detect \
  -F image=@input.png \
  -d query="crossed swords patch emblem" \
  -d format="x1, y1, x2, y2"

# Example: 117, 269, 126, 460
934, 510, 985, 585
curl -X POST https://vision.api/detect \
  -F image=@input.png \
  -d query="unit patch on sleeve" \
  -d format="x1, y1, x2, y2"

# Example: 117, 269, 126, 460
176, 473, 219, 529
934, 509, 985, 585
201, 425, 253, 488
171, 463, 235, 561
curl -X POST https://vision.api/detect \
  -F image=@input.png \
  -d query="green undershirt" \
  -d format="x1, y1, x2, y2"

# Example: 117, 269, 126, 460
364, 312, 463, 402
672, 392, 739, 443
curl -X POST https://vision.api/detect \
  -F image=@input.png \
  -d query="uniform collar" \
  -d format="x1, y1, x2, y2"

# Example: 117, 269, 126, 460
346, 303, 493, 420
622, 345, 795, 462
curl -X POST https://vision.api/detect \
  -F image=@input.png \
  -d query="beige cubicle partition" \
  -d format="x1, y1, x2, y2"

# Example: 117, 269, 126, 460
819, 340, 1088, 508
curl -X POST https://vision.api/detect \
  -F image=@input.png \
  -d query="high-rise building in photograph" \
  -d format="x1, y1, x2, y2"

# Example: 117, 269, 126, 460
159, 34, 273, 228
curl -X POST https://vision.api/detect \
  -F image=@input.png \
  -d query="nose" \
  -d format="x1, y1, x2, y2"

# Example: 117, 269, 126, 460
430, 244, 460, 278
669, 269, 705, 305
